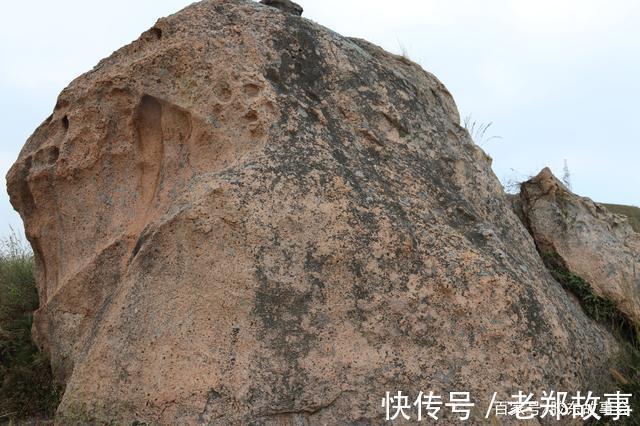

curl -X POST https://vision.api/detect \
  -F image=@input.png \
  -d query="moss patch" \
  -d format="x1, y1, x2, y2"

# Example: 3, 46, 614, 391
541, 250, 640, 424
542, 250, 638, 343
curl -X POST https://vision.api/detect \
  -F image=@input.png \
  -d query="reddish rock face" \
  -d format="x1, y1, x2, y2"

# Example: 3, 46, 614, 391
519, 168, 640, 328
6, 0, 620, 423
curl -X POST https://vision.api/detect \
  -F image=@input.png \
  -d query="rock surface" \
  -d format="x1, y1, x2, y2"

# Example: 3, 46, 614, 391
518, 168, 640, 328
259, 0, 303, 16
6, 0, 621, 423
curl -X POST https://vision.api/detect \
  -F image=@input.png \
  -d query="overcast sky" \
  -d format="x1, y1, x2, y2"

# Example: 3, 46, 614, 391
1, 0, 638, 237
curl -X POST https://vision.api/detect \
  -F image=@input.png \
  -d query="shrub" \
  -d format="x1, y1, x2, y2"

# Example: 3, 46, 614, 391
0, 229, 60, 420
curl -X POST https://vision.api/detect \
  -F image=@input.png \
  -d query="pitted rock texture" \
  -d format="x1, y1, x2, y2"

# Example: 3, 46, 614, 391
6, 0, 620, 423
518, 168, 640, 328
259, 0, 303, 16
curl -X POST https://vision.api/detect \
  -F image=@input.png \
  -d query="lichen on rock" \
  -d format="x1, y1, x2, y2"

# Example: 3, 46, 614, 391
6, 0, 623, 423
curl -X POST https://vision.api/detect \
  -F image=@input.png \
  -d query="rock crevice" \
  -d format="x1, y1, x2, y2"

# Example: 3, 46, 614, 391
516, 168, 640, 331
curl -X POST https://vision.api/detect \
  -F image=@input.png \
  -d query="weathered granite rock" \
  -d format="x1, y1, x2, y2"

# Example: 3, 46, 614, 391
259, 0, 303, 16
6, 0, 621, 423
519, 168, 640, 328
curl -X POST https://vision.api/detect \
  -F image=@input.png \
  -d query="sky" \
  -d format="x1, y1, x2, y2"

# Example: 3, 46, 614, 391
1, 0, 638, 237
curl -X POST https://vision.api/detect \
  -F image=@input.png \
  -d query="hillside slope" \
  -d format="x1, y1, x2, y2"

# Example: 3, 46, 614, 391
604, 203, 640, 233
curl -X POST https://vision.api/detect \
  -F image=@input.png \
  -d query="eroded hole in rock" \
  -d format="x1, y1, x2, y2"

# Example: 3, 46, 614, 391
244, 110, 259, 123
31, 146, 60, 169
54, 99, 68, 111
134, 95, 164, 204
242, 83, 261, 97
137, 95, 163, 129
17, 156, 36, 216
151, 27, 162, 40
213, 81, 233, 102
48, 146, 60, 165
130, 232, 147, 261
62, 115, 69, 131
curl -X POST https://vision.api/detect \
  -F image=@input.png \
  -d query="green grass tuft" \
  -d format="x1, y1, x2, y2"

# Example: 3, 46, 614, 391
542, 250, 638, 346
0, 229, 61, 421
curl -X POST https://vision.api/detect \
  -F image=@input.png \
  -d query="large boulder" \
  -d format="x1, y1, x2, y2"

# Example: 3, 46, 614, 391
518, 168, 640, 328
6, 0, 620, 423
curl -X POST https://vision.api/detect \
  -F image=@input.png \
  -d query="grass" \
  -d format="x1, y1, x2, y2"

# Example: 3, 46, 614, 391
542, 251, 638, 342
394, 39, 419, 66
0, 230, 60, 421
462, 114, 502, 147
612, 348, 640, 425
541, 250, 640, 424
603, 203, 640, 233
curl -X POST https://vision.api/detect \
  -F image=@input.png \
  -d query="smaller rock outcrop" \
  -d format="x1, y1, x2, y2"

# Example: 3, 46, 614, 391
518, 168, 640, 328
259, 0, 303, 16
